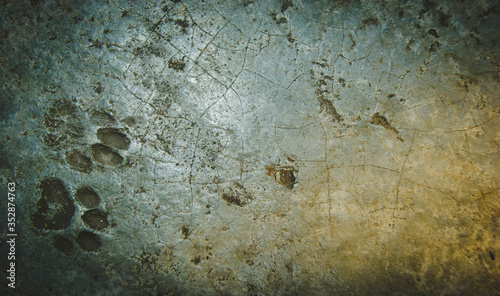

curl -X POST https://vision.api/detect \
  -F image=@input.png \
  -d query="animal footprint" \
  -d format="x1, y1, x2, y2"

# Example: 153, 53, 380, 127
35, 108, 133, 256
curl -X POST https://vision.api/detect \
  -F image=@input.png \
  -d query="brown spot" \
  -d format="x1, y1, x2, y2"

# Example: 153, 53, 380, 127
191, 255, 202, 265
276, 169, 296, 189
221, 182, 252, 207
361, 17, 379, 28
181, 225, 191, 239
318, 97, 343, 123
174, 19, 189, 28
266, 165, 297, 189
427, 28, 439, 38
370, 113, 404, 142
168, 58, 186, 71
281, 0, 293, 12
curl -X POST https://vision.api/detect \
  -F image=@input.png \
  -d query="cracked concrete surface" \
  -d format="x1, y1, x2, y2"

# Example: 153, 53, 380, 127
0, 0, 499, 295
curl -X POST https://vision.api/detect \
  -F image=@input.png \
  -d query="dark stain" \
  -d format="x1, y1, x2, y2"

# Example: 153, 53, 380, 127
370, 113, 404, 142
318, 97, 343, 123
348, 33, 356, 50
480, 5, 499, 18
174, 19, 189, 28
405, 39, 415, 51
427, 28, 439, 38
312, 60, 328, 68
181, 225, 191, 239
438, 11, 450, 27
281, 0, 293, 12
222, 182, 252, 207
489, 252, 495, 260
266, 165, 297, 189
44, 133, 66, 147
270, 12, 287, 24
277, 169, 295, 189
361, 17, 379, 27
429, 41, 440, 52
48, 99, 77, 118
168, 58, 186, 71
191, 255, 202, 265
458, 74, 477, 92
89, 110, 115, 126
387, 93, 396, 99
338, 77, 346, 87
94, 81, 103, 94
420, 0, 437, 16
122, 116, 136, 127
286, 32, 294, 43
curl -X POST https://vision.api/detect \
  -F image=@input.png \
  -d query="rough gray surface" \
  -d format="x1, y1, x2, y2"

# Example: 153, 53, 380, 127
0, 0, 499, 295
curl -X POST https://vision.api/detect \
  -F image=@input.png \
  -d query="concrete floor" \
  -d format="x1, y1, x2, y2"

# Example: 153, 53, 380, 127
0, 0, 499, 295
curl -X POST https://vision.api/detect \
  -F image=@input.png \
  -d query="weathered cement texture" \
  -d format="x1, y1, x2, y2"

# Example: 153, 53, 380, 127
0, 0, 499, 295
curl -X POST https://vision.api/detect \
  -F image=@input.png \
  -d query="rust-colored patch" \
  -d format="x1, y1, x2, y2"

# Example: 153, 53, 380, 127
266, 164, 297, 189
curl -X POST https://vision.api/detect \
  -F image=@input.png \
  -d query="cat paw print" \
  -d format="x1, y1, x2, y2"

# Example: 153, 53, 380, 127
36, 102, 133, 255
30, 178, 110, 254
65, 127, 131, 172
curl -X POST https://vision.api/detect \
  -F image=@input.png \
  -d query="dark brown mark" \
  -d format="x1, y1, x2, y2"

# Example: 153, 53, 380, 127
428, 28, 439, 38
361, 17, 379, 27
281, 0, 293, 12
429, 41, 440, 52
266, 165, 297, 189
168, 58, 186, 71
222, 182, 252, 207
318, 97, 343, 123
174, 19, 189, 28
191, 255, 202, 265
181, 225, 191, 238
370, 113, 404, 142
